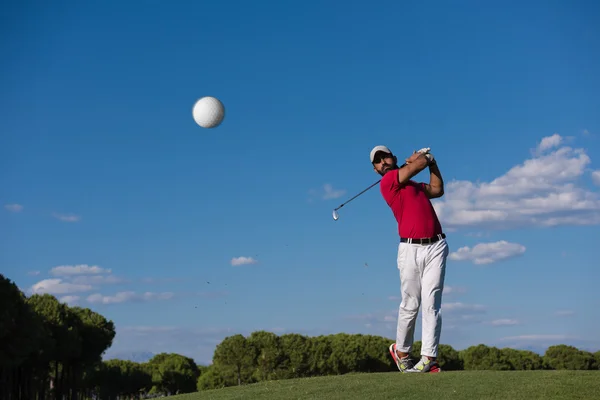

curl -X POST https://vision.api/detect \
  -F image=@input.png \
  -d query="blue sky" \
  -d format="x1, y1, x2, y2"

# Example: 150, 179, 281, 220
2, 0, 600, 365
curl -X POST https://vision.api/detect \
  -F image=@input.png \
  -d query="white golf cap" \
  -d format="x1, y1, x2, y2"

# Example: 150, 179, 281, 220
370, 145, 392, 163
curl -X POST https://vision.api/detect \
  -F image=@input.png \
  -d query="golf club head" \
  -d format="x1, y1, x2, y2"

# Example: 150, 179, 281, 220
332, 209, 339, 221
330, 148, 429, 223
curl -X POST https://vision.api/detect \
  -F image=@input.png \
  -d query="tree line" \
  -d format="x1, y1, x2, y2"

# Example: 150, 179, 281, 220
198, 332, 600, 390
2, 273, 599, 399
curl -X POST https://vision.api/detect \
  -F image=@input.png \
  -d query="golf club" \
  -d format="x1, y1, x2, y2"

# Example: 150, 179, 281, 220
332, 162, 407, 221
331, 147, 431, 221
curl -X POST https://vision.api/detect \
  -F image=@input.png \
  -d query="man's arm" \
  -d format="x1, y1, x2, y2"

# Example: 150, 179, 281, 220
423, 159, 444, 198
398, 153, 429, 184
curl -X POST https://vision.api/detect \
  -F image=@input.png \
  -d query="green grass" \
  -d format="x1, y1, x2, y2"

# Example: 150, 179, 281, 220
169, 370, 600, 400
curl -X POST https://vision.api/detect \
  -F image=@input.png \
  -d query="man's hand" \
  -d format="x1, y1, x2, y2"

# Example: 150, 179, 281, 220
405, 147, 431, 164
405, 152, 426, 164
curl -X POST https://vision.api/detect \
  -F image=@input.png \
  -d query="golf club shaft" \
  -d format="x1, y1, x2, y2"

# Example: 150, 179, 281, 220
334, 180, 380, 211
334, 163, 407, 211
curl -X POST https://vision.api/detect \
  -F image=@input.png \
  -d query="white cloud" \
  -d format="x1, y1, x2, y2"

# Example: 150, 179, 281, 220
535, 133, 562, 154
50, 264, 112, 276
465, 232, 490, 238
308, 183, 346, 201
592, 170, 600, 186
86, 291, 174, 304
231, 256, 258, 266
443, 286, 467, 295
490, 319, 519, 326
322, 184, 346, 200
28, 270, 41, 276
4, 203, 23, 212
29, 264, 176, 305
59, 295, 81, 305
71, 275, 125, 285
52, 212, 81, 222
442, 302, 486, 313
433, 134, 600, 230
555, 310, 575, 317
120, 326, 180, 333
500, 334, 579, 342
29, 279, 93, 295
449, 240, 526, 265
438, 302, 488, 327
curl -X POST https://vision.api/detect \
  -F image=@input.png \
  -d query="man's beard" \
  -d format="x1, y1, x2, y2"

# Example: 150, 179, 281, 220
378, 163, 398, 176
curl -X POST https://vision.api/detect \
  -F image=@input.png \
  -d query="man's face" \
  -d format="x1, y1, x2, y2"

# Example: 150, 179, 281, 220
372, 151, 397, 176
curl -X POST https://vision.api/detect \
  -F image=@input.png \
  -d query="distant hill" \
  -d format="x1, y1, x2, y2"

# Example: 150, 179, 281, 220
104, 351, 155, 363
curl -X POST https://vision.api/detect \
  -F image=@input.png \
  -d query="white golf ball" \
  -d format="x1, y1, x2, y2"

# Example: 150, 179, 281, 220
192, 96, 225, 128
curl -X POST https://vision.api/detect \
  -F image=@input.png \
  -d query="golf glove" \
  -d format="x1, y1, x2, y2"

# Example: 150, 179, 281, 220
424, 152, 436, 165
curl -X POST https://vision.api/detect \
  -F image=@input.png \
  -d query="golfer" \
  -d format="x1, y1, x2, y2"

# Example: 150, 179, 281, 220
370, 145, 449, 373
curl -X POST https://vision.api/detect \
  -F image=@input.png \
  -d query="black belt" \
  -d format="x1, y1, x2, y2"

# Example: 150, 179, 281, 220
400, 233, 446, 245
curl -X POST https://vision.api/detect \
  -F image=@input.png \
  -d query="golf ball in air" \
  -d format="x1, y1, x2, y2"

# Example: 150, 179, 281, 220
192, 96, 225, 128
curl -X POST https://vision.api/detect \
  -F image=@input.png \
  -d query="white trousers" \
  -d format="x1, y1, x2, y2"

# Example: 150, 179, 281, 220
395, 237, 448, 358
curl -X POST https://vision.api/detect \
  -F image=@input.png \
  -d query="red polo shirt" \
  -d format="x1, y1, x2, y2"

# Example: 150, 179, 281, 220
380, 169, 443, 239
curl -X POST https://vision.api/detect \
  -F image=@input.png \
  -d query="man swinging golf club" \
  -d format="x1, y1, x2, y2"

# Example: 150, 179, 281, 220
370, 144, 449, 373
